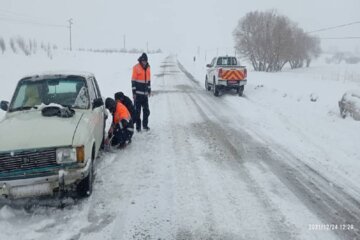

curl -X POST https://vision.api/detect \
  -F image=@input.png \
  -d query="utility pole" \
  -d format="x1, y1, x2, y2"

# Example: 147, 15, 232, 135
68, 18, 73, 51
123, 34, 126, 49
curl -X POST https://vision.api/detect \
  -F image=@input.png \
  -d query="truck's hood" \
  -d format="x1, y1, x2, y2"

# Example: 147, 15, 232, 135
0, 110, 83, 152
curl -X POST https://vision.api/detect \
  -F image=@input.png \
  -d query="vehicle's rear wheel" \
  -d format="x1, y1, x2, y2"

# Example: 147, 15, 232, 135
213, 79, 219, 97
77, 146, 94, 197
238, 85, 244, 97
205, 76, 211, 91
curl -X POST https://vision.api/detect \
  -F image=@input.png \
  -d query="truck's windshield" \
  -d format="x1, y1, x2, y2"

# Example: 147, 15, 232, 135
9, 77, 89, 111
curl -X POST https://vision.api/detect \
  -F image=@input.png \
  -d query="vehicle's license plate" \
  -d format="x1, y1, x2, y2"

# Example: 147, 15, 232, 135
228, 81, 238, 84
11, 183, 52, 198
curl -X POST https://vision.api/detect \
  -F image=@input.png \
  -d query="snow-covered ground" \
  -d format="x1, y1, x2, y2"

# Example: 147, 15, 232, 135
0, 51, 359, 239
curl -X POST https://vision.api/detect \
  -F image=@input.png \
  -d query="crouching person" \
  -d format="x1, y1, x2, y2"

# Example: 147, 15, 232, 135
105, 98, 134, 148
115, 91, 135, 121
115, 92, 135, 140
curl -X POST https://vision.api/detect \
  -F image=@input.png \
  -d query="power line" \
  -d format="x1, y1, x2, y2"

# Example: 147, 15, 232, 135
0, 8, 65, 26
0, 8, 44, 21
307, 21, 360, 34
0, 16, 66, 28
320, 37, 360, 40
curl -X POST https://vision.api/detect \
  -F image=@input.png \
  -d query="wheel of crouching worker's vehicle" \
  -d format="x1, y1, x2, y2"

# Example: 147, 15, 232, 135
76, 147, 95, 197
100, 117, 106, 150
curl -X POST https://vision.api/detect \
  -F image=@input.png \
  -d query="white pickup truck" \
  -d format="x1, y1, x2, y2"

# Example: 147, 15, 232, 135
205, 56, 247, 96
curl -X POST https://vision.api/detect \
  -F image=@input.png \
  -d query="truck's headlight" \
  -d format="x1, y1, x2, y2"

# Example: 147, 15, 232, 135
56, 148, 77, 164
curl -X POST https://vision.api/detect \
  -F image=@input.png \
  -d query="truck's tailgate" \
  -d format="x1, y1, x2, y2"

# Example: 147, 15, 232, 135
220, 69, 246, 81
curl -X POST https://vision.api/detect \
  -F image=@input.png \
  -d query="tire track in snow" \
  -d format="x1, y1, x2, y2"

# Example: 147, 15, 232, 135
186, 93, 296, 240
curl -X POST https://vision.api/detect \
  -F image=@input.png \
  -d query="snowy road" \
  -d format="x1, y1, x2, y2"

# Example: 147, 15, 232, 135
1, 55, 359, 240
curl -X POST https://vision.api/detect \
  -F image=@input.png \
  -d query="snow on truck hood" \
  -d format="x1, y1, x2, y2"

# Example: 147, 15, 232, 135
0, 110, 83, 152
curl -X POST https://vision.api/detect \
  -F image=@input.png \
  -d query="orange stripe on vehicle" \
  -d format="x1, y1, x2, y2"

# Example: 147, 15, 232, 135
223, 72, 231, 80
220, 70, 245, 80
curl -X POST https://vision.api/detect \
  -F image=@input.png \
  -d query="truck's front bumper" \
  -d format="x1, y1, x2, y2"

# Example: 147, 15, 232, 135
0, 158, 91, 199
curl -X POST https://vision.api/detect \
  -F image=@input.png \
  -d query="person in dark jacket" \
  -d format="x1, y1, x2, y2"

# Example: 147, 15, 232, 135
105, 98, 132, 147
115, 92, 135, 120
132, 53, 151, 131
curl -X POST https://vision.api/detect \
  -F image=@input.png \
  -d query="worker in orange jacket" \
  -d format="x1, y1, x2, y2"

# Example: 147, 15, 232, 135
105, 98, 133, 147
132, 53, 151, 132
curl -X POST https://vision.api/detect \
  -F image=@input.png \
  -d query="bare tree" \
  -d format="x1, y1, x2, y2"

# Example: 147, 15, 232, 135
305, 36, 321, 67
33, 39, 38, 54
46, 42, 52, 59
288, 28, 307, 69
233, 10, 321, 72
0, 37, 5, 54
10, 38, 17, 53
16, 36, 31, 56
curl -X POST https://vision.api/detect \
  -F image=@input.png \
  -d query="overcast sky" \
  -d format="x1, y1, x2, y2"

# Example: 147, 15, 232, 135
0, 0, 359, 55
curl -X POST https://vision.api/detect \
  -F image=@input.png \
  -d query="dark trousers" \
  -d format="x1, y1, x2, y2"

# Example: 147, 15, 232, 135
111, 120, 133, 146
134, 95, 150, 129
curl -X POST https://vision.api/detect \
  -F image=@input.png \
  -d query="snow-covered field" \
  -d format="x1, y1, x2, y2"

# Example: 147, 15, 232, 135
0, 51, 359, 240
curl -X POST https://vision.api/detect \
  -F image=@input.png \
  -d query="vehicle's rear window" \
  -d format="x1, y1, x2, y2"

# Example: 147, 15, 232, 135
217, 57, 238, 66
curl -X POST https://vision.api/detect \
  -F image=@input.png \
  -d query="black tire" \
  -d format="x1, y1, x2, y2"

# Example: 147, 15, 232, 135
205, 76, 211, 91
77, 147, 94, 197
213, 79, 219, 97
238, 85, 244, 97
100, 118, 106, 150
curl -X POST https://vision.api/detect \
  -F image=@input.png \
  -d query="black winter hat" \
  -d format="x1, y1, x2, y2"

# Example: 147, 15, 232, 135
138, 53, 148, 62
105, 98, 116, 112
114, 92, 124, 100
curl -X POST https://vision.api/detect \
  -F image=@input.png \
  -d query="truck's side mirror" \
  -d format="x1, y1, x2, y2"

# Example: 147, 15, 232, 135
206, 64, 212, 68
0, 101, 9, 111
92, 98, 104, 109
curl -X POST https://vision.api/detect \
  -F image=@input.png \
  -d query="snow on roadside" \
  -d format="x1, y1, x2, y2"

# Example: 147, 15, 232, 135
179, 52, 360, 197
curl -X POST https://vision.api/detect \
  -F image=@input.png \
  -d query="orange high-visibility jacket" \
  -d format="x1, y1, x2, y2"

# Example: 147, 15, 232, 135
131, 63, 151, 96
113, 101, 131, 124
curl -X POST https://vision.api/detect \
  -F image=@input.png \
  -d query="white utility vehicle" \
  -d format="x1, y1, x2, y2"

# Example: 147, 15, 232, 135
0, 72, 106, 199
205, 56, 247, 96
